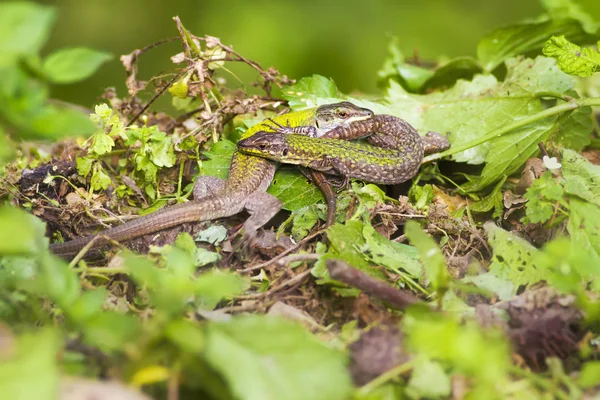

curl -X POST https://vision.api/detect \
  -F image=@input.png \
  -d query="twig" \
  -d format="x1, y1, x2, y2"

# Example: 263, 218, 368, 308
126, 68, 187, 127
236, 269, 312, 300
238, 229, 326, 273
326, 259, 421, 310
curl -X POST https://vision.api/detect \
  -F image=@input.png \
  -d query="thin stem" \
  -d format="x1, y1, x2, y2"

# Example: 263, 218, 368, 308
423, 97, 600, 163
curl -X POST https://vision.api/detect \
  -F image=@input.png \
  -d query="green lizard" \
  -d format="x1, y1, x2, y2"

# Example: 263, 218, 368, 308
237, 114, 450, 185
49, 102, 375, 257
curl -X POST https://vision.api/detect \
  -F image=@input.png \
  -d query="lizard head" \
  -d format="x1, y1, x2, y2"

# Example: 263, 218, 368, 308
314, 101, 374, 131
237, 131, 293, 161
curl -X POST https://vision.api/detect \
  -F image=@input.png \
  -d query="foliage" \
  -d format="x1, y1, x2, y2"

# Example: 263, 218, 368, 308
2, 0, 600, 399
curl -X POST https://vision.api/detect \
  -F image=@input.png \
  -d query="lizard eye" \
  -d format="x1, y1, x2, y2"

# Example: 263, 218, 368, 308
282, 149, 288, 157
259, 144, 267, 150
338, 111, 348, 118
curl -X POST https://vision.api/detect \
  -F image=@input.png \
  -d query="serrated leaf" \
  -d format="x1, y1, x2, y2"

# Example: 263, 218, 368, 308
562, 149, 600, 206
90, 132, 114, 155
543, 35, 600, 77
148, 136, 176, 167
0, 3, 56, 67
204, 316, 352, 400
42, 47, 112, 84
477, 18, 597, 72
76, 157, 93, 177
90, 168, 111, 191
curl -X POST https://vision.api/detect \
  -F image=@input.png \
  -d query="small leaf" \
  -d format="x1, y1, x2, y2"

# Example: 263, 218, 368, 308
90, 167, 112, 191
90, 132, 115, 156
42, 47, 113, 84
76, 157, 93, 177
405, 221, 450, 292
543, 36, 600, 77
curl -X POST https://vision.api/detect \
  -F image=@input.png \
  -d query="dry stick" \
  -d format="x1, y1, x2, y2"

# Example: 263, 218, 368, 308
238, 228, 327, 273
236, 269, 313, 300
326, 259, 421, 310
126, 68, 187, 127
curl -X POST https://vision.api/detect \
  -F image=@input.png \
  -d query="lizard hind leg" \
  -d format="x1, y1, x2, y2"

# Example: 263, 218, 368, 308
242, 191, 283, 238
192, 176, 226, 200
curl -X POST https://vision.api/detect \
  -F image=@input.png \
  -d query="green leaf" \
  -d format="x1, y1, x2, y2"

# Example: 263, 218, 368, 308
90, 132, 115, 156
405, 221, 450, 292
195, 225, 228, 245
543, 36, 600, 77
477, 18, 597, 72
541, 0, 599, 35
283, 75, 341, 109
467, 177, 506, 219
386, 56, 574, 169
567, 198, 600, 260
549, 100, 593, 151
267, 168, 324, 211
320, 220, 385, 281
562, 149, 600, 207
523, 172, 565, 224
282, 75, 391, 114
406, 359, 451, 398
362, 222, 422, 278
578, 361, 600, 388
81, 312, 141, 353
0, 329, 60, 399
193, 270, 247, 309
148, 134, 176, 167
291, 206, 319, 241
484, 223, 549, 293
377, 38, 434, 92
0, 127, 14, 166
421, 56, 483, 93
204, 316, 352, 400
403, 310, 510, 395
76, 157, 93, 177
0, 3, 56, 66
200, 139, 236, 180
0, 207, 46, 255
90, 168, 111, 191
42, 47, 113, 84
462, 272, 515, 301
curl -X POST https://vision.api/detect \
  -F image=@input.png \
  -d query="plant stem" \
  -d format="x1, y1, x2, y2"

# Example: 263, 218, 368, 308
424, 97, 600, 163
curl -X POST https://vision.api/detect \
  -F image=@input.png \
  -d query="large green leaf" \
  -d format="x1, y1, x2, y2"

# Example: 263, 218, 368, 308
205, 316, 352, 400
0, 2, 56, 67
43, 47, 113, 84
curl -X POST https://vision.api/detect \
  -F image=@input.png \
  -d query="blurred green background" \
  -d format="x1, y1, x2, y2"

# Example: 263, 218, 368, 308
37, 0, 600, 107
